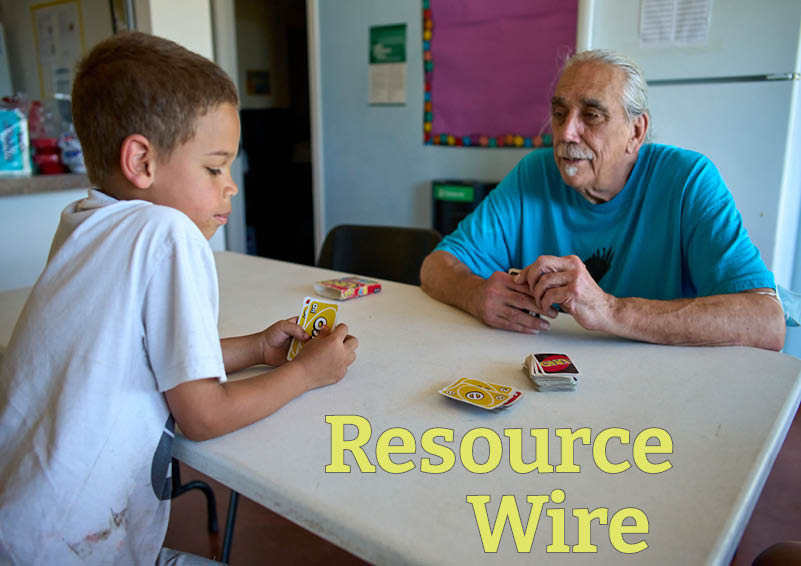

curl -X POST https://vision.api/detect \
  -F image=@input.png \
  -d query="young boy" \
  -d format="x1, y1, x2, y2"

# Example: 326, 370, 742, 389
0, 32, 358, 565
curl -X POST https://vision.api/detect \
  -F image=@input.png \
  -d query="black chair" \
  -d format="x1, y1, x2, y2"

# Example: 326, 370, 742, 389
317, 224, 443, 285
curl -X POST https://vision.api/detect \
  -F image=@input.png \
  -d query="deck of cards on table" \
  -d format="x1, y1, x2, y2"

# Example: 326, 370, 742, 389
523, 353, 581, 391
287, 297, 339, 360
314, 276, 382, 300
439, 377, 523, 410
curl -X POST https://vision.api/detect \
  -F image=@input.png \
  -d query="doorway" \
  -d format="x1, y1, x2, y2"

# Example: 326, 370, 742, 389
233, 0, 315, 266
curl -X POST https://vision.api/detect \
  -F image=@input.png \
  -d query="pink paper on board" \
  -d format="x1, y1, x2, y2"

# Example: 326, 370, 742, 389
425, 0, 577, 146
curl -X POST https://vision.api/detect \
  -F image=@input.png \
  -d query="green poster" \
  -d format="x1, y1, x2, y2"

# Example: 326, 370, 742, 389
370, 24, 407, 64
368, 24, 407, 105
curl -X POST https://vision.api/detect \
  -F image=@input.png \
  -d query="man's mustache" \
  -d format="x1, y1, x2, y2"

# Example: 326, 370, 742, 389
557, 144, 594, 160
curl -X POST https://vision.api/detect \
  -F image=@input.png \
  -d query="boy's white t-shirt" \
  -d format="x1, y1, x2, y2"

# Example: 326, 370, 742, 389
0, 190, 227, 565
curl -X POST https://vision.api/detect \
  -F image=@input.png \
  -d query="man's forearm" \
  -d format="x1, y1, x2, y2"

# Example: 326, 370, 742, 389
603, 291, 785, 351
420, 250, 484, 317
421, 250, 551, 334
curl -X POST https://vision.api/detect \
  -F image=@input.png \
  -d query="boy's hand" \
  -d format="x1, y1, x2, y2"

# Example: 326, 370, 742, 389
259, 317, 309, 366
294, 323, 358, 389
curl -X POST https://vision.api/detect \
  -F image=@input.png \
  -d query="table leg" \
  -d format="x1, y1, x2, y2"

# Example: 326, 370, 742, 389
221, 490, 239, 563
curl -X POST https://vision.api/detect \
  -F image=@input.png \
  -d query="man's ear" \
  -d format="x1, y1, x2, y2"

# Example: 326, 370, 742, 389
626, 113, 649, 154
120, 134, 155, 189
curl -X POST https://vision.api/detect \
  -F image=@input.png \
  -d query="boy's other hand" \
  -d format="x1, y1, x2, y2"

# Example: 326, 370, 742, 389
294, 323, 358, 389
259, 317, 308, 366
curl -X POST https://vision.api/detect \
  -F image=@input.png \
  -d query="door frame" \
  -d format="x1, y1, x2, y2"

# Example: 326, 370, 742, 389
306, 0, 325, 259
210, 0, 324, 258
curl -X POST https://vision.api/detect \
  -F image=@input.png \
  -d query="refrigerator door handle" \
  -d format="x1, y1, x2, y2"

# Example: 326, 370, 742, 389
648, 73, 800, 86
765, 72, 801, 81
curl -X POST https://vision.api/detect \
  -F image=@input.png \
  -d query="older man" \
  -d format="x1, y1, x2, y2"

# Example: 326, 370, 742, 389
420, 49, 785, 351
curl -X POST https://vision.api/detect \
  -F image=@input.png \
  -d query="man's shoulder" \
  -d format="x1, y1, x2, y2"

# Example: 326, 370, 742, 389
500, 148, 559, 191
518, 147, 556, 168
641, 143, 715, 171
637, 144, 732, 215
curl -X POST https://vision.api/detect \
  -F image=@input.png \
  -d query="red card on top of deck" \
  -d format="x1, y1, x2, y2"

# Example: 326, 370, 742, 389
522, 353, 580, 391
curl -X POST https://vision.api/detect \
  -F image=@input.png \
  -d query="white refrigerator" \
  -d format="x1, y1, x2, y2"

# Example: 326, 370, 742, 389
582, 0, 801, 356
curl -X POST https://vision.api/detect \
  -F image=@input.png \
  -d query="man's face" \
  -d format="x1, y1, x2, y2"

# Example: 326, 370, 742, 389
550, 61, 641, 202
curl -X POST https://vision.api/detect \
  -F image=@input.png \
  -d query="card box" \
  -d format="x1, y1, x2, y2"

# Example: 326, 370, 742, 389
314, 277, 381, 301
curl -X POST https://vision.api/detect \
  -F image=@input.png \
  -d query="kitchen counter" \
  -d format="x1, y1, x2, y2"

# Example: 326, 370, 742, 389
0, 173, 91, 197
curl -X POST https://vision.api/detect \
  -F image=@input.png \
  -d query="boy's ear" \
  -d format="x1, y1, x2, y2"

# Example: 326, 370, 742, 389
120, 134, 156, 189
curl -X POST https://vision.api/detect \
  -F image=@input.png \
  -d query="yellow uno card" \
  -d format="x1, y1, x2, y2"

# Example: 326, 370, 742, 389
463, 378, 514, 395
288, 297, 339, 360
439, 377, 511, 410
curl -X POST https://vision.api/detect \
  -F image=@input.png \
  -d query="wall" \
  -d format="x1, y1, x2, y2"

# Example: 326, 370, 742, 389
140, 0, 213, 61
0, 190, 86, 290
316, 0, 530, 235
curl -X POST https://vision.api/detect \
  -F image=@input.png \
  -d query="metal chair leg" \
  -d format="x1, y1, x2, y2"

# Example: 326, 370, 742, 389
222, 490, 239, 564
171, 458, 219, 533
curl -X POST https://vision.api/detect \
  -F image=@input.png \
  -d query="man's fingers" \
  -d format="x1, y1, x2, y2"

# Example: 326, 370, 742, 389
533, 271, 572, 310
513, 265, 542, 290
516, 255, 569, 289
507, 289, 540, 314
499, 306, 551, 332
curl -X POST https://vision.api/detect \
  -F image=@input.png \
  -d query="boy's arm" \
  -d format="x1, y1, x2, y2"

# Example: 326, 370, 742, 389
219, 317, 306, 374
164, 323, 358, 441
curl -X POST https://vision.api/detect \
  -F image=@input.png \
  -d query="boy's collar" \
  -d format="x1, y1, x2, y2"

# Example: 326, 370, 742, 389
78, 189, 120, 211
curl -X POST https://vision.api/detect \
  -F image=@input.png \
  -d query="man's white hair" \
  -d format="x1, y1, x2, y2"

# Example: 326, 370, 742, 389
562, 49, 652, 142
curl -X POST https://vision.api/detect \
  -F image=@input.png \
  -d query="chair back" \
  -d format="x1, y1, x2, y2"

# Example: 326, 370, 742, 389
317, 224, 442, 285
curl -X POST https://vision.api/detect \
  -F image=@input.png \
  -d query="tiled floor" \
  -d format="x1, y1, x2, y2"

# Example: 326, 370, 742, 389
164, 409, 801, 565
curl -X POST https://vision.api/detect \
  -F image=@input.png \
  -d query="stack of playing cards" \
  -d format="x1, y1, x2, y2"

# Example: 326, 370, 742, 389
287, 296, 339, 360
439, 377, 523, 411
522, 353, 580, 391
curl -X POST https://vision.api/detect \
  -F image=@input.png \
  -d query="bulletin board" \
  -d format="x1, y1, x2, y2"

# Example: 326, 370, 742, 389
423, 0, 578, 148
31, 0, 86, 100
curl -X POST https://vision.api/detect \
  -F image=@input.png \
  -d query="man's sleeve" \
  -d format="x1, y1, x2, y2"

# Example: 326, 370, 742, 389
435, 160, 527, 279
681, 157, 775, 297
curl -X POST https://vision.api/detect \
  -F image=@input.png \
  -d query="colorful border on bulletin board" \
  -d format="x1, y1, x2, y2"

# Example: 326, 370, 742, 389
422, 0, 577, 148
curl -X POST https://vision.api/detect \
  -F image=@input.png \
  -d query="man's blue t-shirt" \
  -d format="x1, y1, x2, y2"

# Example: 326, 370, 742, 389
437, 144, 773, 300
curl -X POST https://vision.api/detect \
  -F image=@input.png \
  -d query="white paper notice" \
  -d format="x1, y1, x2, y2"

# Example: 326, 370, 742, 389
640, 0, 712, 47
368, 62, 407, 105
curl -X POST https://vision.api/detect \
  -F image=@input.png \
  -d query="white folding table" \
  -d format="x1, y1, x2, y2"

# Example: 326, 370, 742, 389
2, 251, 799, 565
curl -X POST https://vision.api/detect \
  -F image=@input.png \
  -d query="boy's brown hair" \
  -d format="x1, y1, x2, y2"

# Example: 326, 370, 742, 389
72, 31, 239, 187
